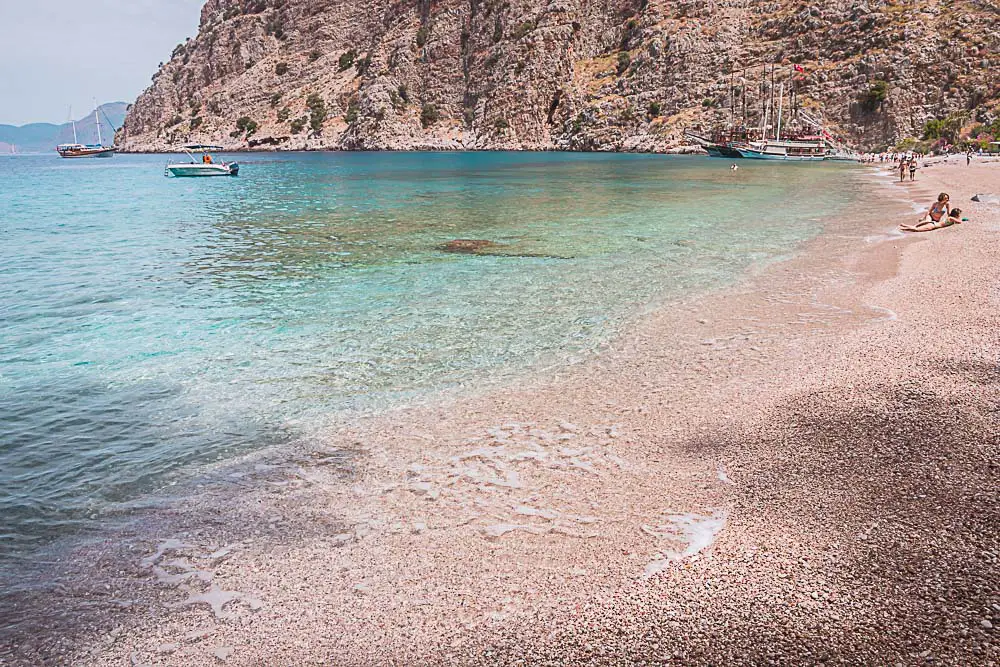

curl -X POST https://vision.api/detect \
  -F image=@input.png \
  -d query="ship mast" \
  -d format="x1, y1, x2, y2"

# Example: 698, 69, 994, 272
70, 105, 78, 144
94, 99, 102, 146
776, 81, 784, 141
768, 64, 776, 139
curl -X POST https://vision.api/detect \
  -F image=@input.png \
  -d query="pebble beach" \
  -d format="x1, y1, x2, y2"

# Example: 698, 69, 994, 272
5, 159, 998, 666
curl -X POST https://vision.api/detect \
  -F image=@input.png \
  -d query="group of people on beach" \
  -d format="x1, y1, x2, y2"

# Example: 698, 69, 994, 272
900, 192, 963, 232
898, 156, 920, 182
859, 151, 925, 165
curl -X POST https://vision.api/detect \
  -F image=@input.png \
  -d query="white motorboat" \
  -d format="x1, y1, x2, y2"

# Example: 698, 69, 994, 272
165, 145, 239, 177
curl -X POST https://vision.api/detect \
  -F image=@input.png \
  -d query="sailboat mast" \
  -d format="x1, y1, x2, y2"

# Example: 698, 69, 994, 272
742, 67, 748, 125
776, 81, 784, 141
768, 64, 776, 140
729, 68, 735, 129
759, 69, 767, 136
70, 105, 78, 144
94, 100, 102, 146
760, 64, 774, 141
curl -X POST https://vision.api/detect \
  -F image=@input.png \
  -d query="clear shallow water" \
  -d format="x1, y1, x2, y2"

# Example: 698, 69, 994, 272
0, 152, 862, 562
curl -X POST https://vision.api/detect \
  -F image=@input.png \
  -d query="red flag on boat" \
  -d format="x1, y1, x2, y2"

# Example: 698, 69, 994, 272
794, 64, 805, 72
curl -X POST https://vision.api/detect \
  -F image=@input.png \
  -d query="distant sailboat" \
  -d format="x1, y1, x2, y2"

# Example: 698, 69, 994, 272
56, 103, 115, 158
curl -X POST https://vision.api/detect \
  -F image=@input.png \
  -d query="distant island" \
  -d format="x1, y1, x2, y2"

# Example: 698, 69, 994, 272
0, 103, 127, 154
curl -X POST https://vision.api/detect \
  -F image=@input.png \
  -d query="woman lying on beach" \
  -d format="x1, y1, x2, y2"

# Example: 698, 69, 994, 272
899, 207, 963, 232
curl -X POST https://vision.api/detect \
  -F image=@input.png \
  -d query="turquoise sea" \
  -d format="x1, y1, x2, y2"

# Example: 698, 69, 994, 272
0, 152, 864, 566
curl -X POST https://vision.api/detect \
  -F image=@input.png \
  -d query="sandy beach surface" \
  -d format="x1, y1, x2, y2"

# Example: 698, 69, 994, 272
4, 159, 998, 666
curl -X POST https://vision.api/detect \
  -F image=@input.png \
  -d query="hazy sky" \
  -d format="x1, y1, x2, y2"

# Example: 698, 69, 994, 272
0, 1, 205, 126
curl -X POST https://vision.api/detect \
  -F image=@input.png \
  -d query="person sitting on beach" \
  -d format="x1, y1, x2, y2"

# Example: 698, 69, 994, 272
914, 192, 951, 224
899, 207, 963, 232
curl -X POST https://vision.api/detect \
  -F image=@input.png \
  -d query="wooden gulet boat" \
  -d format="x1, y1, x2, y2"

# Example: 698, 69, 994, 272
690, 72, 859, 162
56, 105, 115, 158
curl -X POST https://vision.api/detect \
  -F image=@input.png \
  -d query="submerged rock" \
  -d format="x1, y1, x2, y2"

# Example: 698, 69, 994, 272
438, 239, 573, 260
439, 239, 502, 254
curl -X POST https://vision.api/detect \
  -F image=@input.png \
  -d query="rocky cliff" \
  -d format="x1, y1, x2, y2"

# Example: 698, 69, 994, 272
119, 0, 1000, 152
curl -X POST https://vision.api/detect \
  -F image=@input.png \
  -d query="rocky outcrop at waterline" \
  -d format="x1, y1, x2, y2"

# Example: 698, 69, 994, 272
118, 0, 1000, 152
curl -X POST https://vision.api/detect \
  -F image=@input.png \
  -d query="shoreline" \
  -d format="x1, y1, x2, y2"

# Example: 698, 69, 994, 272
5, 162, 998, 665
119, 146, 708, 155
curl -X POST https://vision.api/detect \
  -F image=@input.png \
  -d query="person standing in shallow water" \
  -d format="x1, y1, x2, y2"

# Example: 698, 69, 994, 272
899, 159, 907, 182
909, 158, 917, 181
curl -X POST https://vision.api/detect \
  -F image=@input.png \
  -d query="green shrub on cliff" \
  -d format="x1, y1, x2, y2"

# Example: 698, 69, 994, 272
421, 103, 439, 128
275, 62, 289, 76
344, 102, 360, 124
290, 117, 306, 134
859, 80, 888, 113
231, 116, 258, 139
616, 52, 631, 75
338, 49, 357, 72
264, 16, 285, 40
894, 137, 933, 153
511, 21, 535, 39
647, 101, 661, 118
355, 54, 372, 76
306, 94, 328, 132
922, 113, 965, 143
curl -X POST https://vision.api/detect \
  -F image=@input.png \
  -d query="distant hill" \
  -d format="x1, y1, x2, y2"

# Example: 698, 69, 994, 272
0, 103, 128, 154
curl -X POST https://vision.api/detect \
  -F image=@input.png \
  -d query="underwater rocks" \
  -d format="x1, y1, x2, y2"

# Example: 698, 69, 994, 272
439, 239, 502, 254
438, 239, 573, 259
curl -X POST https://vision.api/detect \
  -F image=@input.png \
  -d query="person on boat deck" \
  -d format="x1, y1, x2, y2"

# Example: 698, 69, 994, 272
899, 207, 963, 232
203, 154, 213, 164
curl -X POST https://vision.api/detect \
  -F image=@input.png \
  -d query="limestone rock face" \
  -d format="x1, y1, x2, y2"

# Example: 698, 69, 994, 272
119, 0, 1000, 152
